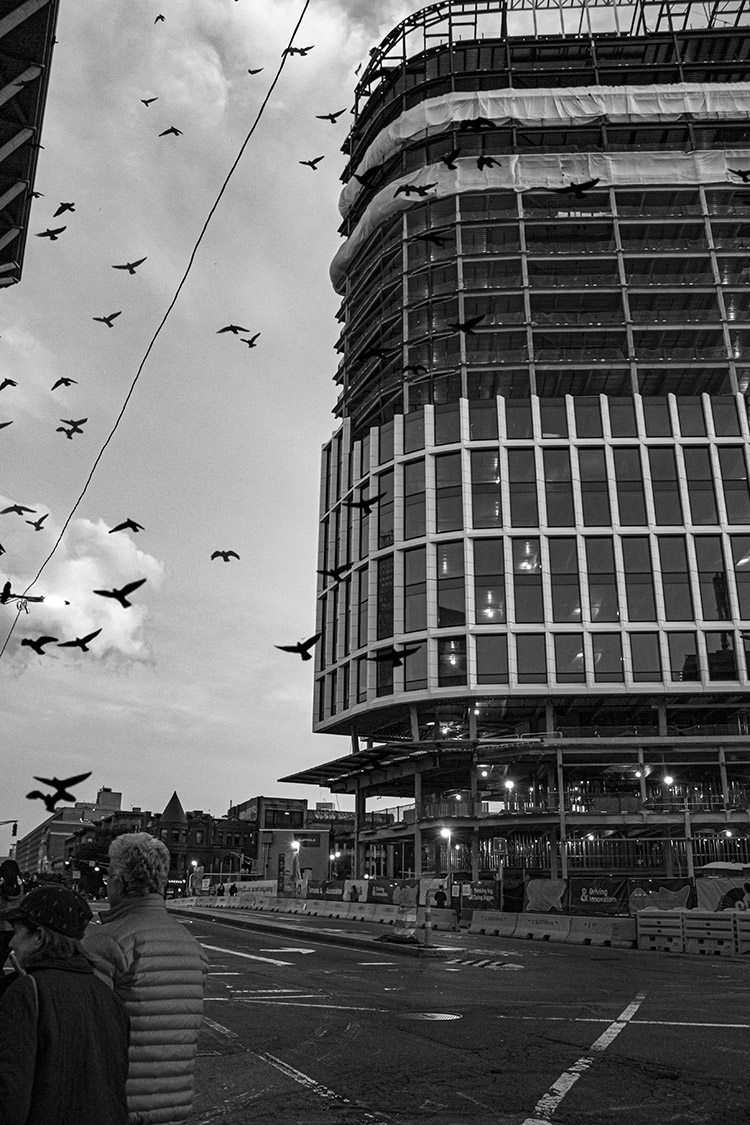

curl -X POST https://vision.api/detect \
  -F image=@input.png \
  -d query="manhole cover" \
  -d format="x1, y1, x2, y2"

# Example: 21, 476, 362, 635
399, 1012, 462, 1021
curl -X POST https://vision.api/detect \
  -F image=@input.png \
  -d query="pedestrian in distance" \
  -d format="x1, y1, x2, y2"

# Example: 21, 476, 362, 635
228, 882, 238, 897
82, 833, 209, 1125
216, 882, 225, 897
0, 884, 129, 1124
433, 885, 448, 909
0, 858, 24, 971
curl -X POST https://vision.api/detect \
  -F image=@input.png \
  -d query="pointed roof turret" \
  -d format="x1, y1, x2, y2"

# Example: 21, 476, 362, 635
160, 790, 187, 824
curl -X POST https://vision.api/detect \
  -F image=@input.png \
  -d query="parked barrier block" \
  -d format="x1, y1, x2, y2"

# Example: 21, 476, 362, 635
683, 911, 736, 956
636, 911, 685, 953
468, 910, 518, 937
568, 916, 636, 948
513, 913, 571, 942
733, 914, 750, 955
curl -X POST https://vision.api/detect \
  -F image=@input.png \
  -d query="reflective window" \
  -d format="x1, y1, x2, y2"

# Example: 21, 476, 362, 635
516, 634, 547, 684
613, 448, 647, 526
676, 397, 706, 437
341, 663, 350, 710
435, 452, 463, 532
711, 397, 740, 436
508, 449, 539, 527
543, 449, 575, 527
683, 447, 718, 524
512, 538, 543, 623
404, 409, 425, 452
376, 555, 393, 640
608, 398, 638, 437
574, 397, 603, 438
505, 399, 533, 439
694, 537, 730, 620
356, 655, 367, 703
474, 538, 506, 624
649, 448, 683, 525
469, 400, 498, 440
705, 631, 737, 681
718, 447, 750, 524
404, 641, 428, 691
435, 402, 461, 445
585, 537, 619, 622
476, 635, 509, 684
630, 633, 662, 682
592, 633, 624, 682
376, 655, 393, 697
404, 547, 427, 633
731, 536, 750, 618
540, 399, 568, 438
658, 537, 693, 621
578, 448, 611, 526
329, 669, 337, 716
377, 470, 394, 548
621, 538, 656, 621
404, 460, 426, 540
554, 634, 585, 683
379, 420, 394, 463
437, 637, 467, 686
437, 541, 465, 628
356, 568, 368, 648
643, 397, 672, 437
471, 450, 502, 528
549, 538, 581, 623
667, 632, 700, 681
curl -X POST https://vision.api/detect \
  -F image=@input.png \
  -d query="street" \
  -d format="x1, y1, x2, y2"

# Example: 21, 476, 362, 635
186, 913, 749, 1124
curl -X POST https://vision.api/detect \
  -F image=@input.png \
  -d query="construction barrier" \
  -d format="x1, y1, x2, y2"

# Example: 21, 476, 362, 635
734, 913, 750, 955
567, 916, 636, 948
514, 913, 572, 942
468, 911, 518, 938
636, 911, 685, 953
683, 911, 736, 957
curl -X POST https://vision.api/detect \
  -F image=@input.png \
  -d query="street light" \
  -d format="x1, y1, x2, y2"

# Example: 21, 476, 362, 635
440, 827, 452, 904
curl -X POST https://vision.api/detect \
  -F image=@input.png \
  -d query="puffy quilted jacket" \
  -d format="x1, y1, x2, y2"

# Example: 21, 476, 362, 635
82, 894, 209, 1125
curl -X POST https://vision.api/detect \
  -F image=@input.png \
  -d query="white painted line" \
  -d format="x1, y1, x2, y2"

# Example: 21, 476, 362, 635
358, 961, 398, 966
498, 1015, 750, 1030
202, 1016, 238, 1040
199, 943, 293, 967
253, 1050, 351, 1105
521, 993, 645, 1125
210, 972, 242, 976
260, 947, 315, 954
205, 998, 382, 1012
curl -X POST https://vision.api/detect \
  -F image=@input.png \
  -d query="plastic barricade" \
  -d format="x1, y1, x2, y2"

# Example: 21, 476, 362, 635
348, 902, 374, 921
468, 910, 518, 937
514, 912, 571, 942
636, 911, 685, 953
428, 907, 457, 931
734, 913, 750, 955
370, 903, 400, 925
567, 916, 636, 948
683, 911, 736, 956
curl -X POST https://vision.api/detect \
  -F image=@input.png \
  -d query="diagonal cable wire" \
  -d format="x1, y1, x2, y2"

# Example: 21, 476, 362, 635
0, 0, 311, 661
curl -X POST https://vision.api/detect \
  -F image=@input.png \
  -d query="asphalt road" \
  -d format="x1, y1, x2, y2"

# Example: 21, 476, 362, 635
184, 912, 749, 1125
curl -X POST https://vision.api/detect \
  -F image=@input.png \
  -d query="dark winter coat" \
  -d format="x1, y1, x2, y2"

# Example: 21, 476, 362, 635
82, 894, 209, 1125
0, 953, 129, 1125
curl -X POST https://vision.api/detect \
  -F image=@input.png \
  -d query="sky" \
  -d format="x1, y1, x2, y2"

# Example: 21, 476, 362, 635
1, 0, 424, 850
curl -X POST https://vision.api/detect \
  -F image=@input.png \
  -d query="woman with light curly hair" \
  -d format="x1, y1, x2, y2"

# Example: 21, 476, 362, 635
82, 833, 209, 1125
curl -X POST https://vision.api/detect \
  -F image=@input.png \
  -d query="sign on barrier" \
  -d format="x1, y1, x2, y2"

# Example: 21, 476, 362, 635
567, 915, 636, 948
514, 912, 571, 942
468, 910, 517, 938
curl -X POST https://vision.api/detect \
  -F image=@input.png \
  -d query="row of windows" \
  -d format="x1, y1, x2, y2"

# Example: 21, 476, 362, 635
316, 628, 750, 722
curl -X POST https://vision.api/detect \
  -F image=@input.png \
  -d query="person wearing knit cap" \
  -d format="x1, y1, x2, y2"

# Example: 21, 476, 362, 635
0, 885, 129, 1124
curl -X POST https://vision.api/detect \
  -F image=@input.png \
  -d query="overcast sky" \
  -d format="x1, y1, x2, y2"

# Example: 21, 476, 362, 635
1, 0, 423, 849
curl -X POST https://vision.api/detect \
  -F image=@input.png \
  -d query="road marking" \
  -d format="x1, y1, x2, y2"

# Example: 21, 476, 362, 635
210, 972, 242, 976
202, 1016, 238, 1040
200, 943, 293, 967
498, 1016, 750, 1030
206, 997, 382, 1011
521, 993, 646, 1125
359, 961, 398, 966
444, 958, 524, 971
260, 947, 315, 954
254, 1050, 351, 1105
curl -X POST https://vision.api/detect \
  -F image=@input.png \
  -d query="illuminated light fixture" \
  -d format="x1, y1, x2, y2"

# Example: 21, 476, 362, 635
291, 840, 300, 852
440, 827, 451, 839
504, 780, 515, 790
586, 834, 595, 841
635, 770, 642, 778
663, 775, 674, 786
480, 770, 488, 778
724, 830, 733, 838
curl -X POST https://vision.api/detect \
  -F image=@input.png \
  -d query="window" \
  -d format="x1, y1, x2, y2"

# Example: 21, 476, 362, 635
643, 397, 672, 437
711, 397, 740, 436
718, 447, 750, 524
376, 555, 394, 640
705, 631, 737, 680
437, 637, 467, 686
683, 447, 718, 524
677, 397, 706, 437
649, 448, 683, 525
516, 634, 547, 683
608, 398, 637, 437
505, 399, 533, 439
731, 536, 750, 618
379, 420, 394, 463
471, 450, 502, 528
658, 537, 693, 621
694, 537, 730, 619
376, 657, 393, 697
549, 538, 581, 622
195, 831, 204, 845
356, 567, 369, 648
613, 448, 647, 525
540, 399, 568, 438
404, 409, 425, 452
329, 669, 337, 716
512, 538, 543, 622
404, 547, 427, 632
508, 449, 538, 527
474, 539, 506, 624
356, 655, 368, 703
667, 632, 700, 681
578, 448, 611, 526
630, 633, 662, 682
543, 449, 575, 526
592, 633, 624, 682
554, 634, 585, 683
585, 538, 619, 622
404, 641, 427, 691
574, 397, 603, 438
377, 470, 394, 548
343, 576, 351, 656
476, 635, 509, 684
621, 538, 656, 621
435, 452, 463, 532
469, 400, 498, 440
404, 460, 426, 539
435, 402, 461, 445
342, 662, 350, 710
437, 541, 465, 627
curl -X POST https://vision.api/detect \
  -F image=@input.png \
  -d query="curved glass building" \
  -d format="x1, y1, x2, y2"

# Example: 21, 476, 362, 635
283, 0, 750, 884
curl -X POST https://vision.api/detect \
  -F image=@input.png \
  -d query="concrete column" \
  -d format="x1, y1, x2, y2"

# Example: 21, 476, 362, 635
557, 746, 568, 878
354, 788, 367, 879
718, 746, 730, 806
469, 765, 479, 881
413, 771, 422, 878
637, 747, 648, 803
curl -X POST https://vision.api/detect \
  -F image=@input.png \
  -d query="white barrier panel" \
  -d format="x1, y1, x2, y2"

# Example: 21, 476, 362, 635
567, 916, 636, 948
469, 910, 518, 937
514, 913, 571, 942
683, 910, 735, 956
636, 910, 685, 952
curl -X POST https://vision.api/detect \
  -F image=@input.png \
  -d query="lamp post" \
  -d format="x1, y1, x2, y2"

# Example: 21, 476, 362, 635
440, 826, 452, 906
328, 850, 341, 880
291, 839, 301, 896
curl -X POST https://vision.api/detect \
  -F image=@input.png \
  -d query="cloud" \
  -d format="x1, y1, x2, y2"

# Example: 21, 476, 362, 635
0, 503, 165, 668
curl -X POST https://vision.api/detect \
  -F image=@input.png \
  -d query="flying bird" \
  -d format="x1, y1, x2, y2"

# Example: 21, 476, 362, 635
247, 67, 264, 75
283, 45, 314, 56
27, 771, 93, 811
159, 126, 182, 137
51, 377, 77, 390
448, 314, 486, 334
0, 580, 12, 604
217, 325, 251, 335
457, 116, 495, 132
58, 417, 86, 435
241, 333, 260, 348
36, 227, 66, 240
1, 504, 35, 516
141, 96, 158, 106
367, 644, 423, 668
404, 363, 428, 376
92, 311, 122, 327
21, 635, 59, 655
299, 156, 325, 170
53, 202, 75, 217
411, 231, 449, 247
28, 190, 44, 199
352, 168, 380, 188
154, 13, 165, 22
316, 109, 346, 123
57, 426, 75, 439
275, 632, 321, 660
316, 563, 351, 583
26, 513, 48, 531
211, 551, 240, 562
360, 345, 398, 363
394, 182, 437, 198
550, 177, 601, 198
477, 154, 500, 170
729, 168, 750, 182
0, 378, 17, 391
93, 577, 146, 608
109, 518, 144, 534
58, 629, 102, 652
343, 493, 384, 516
0, 544, 4, 556
112, 257, 147, 274
442, 147, 461, 169
0, 420, 13, 431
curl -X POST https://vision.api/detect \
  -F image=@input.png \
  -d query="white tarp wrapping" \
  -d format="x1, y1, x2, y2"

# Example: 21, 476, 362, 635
340, 83, 750, 218
330, 148, 750, 294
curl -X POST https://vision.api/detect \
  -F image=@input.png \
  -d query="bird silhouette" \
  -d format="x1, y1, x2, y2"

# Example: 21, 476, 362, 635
0, 420, 13, 431
21, 635, 59, 655
299, 156, 325, 170
51, 377, 77, 390
31, 771, 93, 804
92, 311, 122, 327
316, 563, 351, 583
477, 154, 500, 170
154, 13, 165, 22
93, 577, 146, 608
729, 168, 750, 182
211, 550, 240, 562
447, 313, 486, 334
0, 378, 17, 391
404, 363, 428, 376
343, 493, 384, 516
367, 644, 422, 668
109, 518, 144, 534
283, 45, 314, 56
316, 109, 346, 123
550, 177, 601, 198
36, 227, 66, 240
247, 67, 264, 75
26, 513, 48, 531
141, 96, 158, 106
53, 202, 75, 216
275, 632, 321, 660
28, 190, 44, 199
112, 257, 147, 274
0, 544, 4, 556
2, 504, 35, 516
58, 417, 87, 436
58, 629, 102, 652
241, 333, 260, 348
360, 345, 398, 363
26, 791, 63, 813
159, 126, 182, 137
442, 147, 462, 169
411, 231, 449, 247
394, 182, 437, 198
1, 580, 12, 603
217, 324, 250, 335
458, 116, 495, 132
57, 426, 75, 439
352, 168, 380, 188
